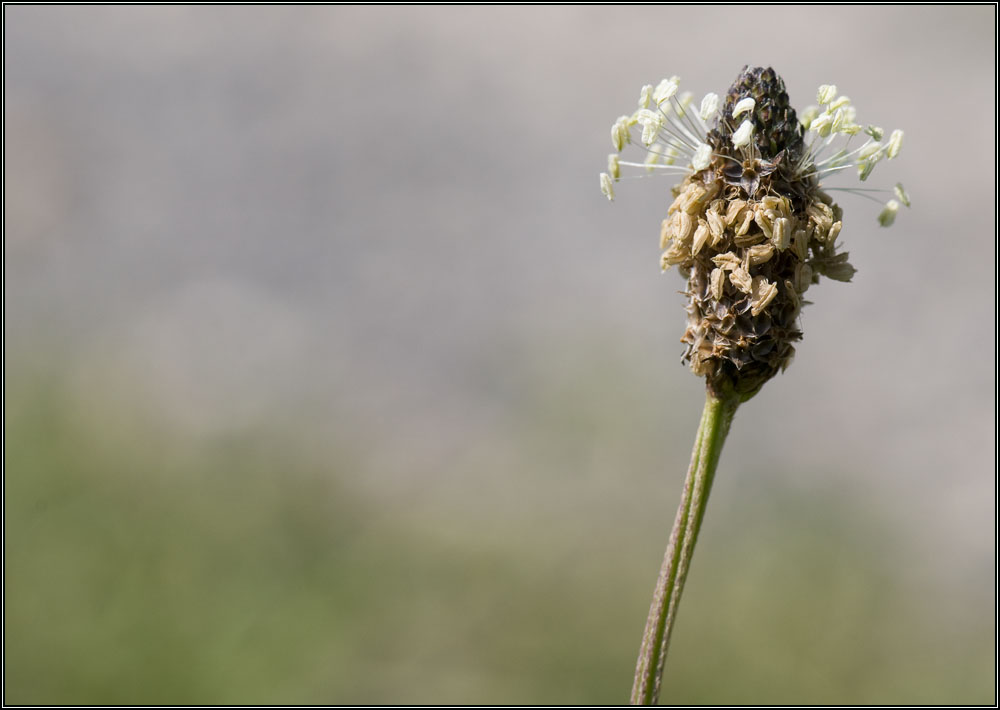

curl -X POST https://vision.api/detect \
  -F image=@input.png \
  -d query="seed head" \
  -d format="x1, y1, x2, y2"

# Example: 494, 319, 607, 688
599, 66, 910, 399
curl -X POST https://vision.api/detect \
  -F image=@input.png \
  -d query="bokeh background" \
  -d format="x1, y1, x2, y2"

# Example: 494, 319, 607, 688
4, 6, 996, 705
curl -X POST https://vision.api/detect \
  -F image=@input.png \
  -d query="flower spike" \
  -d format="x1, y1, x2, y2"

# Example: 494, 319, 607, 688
598, 65, 909, 396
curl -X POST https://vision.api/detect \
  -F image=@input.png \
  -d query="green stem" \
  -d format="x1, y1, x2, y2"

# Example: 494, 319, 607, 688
630, 390, 739, 705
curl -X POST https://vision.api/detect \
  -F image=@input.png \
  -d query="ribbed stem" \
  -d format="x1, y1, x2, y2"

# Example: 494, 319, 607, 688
630, 390, 738, 705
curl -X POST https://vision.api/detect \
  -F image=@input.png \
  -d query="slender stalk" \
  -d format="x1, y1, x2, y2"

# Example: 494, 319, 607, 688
630, 390, 739, 705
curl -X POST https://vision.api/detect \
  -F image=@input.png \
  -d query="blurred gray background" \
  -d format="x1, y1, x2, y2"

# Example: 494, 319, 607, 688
4, 5, 996, 704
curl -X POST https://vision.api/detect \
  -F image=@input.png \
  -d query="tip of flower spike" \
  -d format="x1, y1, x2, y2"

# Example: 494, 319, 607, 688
878, 199, 899, 227
600, 172, 615, 201
600, 70, 909, 275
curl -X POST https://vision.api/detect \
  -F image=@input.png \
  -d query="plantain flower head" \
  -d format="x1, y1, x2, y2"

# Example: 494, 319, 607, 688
600, 66, 910, 399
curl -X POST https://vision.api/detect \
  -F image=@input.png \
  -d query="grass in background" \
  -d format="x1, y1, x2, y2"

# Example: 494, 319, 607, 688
4, 366, 994, 704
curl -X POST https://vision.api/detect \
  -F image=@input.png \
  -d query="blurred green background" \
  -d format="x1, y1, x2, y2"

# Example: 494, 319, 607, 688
5, 6, 996, 705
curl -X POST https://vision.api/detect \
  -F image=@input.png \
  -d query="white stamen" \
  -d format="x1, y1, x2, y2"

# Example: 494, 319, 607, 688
829, 95, 851, 111
608, 154, 620, 179
600, 172, 615, 201
857, 141, 884, 161
800, 105, 819, 130
691, 143, 712, 171
732, 97, 755, 119
831, 105, 857, 134
699, 93, 719, 121
634, 108, 663, 145
808, 112, 833, 137
611, 115, 630, 152
732, 120, 754, 148
638, 85, 653, 109
865, 125, 884, 140
894, 183, 911, 207
652, 76, 680, 105
886, 129, 904, 159
817, 84, 837, 105
878, 199, 899, 227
